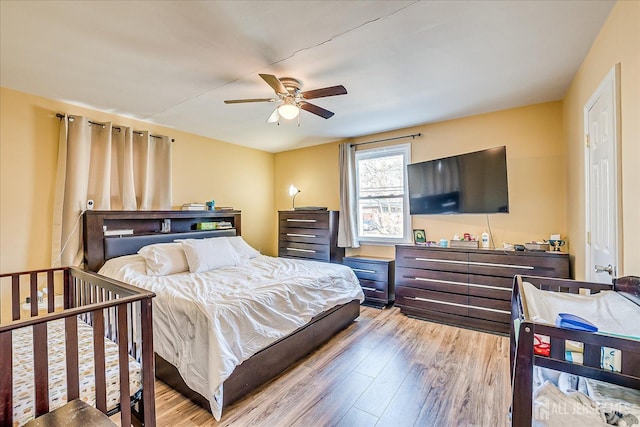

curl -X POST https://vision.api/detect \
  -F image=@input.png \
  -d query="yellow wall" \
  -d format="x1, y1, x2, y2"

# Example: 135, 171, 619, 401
274, 102, 566, 260
0, 87, 275, 273
562, 1, 640, 278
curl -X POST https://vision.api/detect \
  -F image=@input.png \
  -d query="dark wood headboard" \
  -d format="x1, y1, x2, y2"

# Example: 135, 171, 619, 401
83, 210, 241, 272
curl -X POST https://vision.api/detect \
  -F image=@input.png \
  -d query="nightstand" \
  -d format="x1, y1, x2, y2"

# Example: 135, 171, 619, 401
343, 256, 395, 307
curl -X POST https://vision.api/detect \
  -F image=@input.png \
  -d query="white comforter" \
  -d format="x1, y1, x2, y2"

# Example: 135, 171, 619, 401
99, 255, 363, 420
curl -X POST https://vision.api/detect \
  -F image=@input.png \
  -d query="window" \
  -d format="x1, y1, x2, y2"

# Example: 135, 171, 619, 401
355, 144, 411, 243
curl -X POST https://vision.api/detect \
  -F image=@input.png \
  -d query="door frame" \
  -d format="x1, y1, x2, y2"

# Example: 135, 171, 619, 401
583, 63, 622, 280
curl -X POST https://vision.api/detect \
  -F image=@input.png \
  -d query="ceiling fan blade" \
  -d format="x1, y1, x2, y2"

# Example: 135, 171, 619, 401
224, 98, 277, 104
302, 85, 347, 100
267, 108, 280, 123
259, 74, 288, 95
299, 102, 335, 119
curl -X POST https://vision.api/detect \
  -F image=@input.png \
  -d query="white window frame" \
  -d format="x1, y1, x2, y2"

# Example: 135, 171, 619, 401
355, 143, 411, 245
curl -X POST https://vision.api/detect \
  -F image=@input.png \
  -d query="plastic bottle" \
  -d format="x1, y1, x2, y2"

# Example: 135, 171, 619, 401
481, 231, 490, 249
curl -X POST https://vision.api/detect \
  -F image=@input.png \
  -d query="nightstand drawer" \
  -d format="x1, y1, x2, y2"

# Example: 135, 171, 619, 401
343, 256, 394, 306
343, 259, 388, 282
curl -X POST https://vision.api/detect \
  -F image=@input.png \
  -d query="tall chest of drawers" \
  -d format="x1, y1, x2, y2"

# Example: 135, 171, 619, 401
394, 245, 570, 334
278, 210, 344, 263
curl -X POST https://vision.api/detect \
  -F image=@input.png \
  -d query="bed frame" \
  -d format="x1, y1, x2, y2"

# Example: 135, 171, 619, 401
82, 210, 361, 415
0, 267, 156, 427
510, 274, 640, 426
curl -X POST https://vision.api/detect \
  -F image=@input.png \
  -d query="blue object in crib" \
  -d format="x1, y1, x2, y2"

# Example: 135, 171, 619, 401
555, 313, 598, 332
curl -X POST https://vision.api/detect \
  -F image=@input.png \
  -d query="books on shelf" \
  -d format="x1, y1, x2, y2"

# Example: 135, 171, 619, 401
216, 221, 233, 229
104, 229, 134, 236
182, 203, 207, 211
214, 206, 234, 211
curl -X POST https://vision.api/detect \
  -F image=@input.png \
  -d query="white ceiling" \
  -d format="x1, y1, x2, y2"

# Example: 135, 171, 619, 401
1, 1, 614, 153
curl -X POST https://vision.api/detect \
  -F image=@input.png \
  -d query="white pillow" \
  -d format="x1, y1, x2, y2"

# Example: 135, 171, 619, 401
180, 237, 243, 273
138, 242, 189, 276
226, 236, 260, 259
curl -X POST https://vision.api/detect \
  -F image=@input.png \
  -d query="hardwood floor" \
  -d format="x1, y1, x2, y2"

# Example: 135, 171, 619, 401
152, 306, 512, 426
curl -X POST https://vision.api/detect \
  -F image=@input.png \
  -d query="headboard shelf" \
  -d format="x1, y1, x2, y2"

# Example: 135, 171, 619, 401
83, 210, 241, 271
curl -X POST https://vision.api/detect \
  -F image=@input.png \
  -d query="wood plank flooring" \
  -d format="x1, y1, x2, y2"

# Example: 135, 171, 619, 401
150, 306, 512, 426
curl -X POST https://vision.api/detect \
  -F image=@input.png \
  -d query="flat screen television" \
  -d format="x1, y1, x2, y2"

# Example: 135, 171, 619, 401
408, 146, 509, 215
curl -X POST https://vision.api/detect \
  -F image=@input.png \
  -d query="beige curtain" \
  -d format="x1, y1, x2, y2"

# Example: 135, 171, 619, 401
51, 115, 172, 267
337, 142, 359, 248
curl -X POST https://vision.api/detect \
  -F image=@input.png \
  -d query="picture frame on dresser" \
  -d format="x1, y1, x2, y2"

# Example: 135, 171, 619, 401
413, 229, 427, 243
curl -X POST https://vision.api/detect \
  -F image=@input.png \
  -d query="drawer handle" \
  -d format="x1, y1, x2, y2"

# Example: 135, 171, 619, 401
412, 257, 535, 270
287, 247, 316, 253
415, 257, 468, 265
287, 233, 317, 238
469, 306, 510, 315
405, 296, 469, 309
414, 277, 466, 287
468, 261, 534, 270
404, 296, 510, 315
361, 286, 378, 292
286, 219, 317, 223
352, 268, 377, 274
468, 282, 512, 291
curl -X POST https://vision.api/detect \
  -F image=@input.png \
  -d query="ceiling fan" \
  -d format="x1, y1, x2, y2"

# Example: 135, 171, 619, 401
224, 74, 347, 123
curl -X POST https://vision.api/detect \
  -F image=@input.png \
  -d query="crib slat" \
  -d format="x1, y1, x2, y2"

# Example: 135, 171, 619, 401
33, 323, 50, 416
140, 298, 156, 424
118, 304, 132, 427
47, 270, 55, 313
12, 275, 20, 321
93, 309, 107, 412
65, 316, 80, 401
63, 269, 73, 309
30, 273, 38, 317
0, 331, 13, 425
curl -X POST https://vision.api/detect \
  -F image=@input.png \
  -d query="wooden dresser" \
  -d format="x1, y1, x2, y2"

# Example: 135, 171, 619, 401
395, 245, 570, 334
343, 256, 395, 307
278, 210, 344, 263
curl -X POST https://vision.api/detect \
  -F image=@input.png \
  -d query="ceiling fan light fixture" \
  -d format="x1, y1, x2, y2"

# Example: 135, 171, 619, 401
278, 101, 299, 120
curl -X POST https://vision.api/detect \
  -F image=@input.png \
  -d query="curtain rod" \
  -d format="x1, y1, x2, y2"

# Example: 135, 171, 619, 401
56, 113, 174, 142
353, 132, 421, 146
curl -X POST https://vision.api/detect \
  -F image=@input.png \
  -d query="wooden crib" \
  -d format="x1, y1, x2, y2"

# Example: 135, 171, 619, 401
0, 267, 156, 426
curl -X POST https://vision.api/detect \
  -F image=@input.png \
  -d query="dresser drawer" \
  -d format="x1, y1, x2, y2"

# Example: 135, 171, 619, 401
468, 252, 569, 278
279, 227, 330, 245
396, 287, 469, 317
467, 274, 513, 300
279, 212, 329, 229
467, 297, 511, 324
279, 242, 329, 261
396, 267, 468, 295
396, 247, 468, 273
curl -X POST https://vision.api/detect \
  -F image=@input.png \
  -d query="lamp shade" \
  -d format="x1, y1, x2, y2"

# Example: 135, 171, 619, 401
278, 102, 299, 120
288, 185, 300, 197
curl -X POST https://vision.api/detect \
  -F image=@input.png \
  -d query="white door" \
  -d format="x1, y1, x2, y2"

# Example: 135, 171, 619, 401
584, 65, 621, 283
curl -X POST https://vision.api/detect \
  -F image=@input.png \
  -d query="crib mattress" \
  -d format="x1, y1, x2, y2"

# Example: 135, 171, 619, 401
11, 318, 142, 427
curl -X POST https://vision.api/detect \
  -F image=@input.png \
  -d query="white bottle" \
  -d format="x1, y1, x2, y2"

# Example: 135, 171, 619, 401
481, 231, 490, 249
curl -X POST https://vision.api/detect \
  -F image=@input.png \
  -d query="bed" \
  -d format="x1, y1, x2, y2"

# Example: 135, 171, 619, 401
83, 209, 364, 420
0, 267, 156, 427
510, 274, 640, 426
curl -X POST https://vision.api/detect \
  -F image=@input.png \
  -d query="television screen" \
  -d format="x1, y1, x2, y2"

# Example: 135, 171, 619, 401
408, 146, 509, 215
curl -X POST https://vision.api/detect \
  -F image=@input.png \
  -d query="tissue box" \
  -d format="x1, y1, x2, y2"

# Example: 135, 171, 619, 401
524, 243, 549, 251
449, 240, 479, 249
